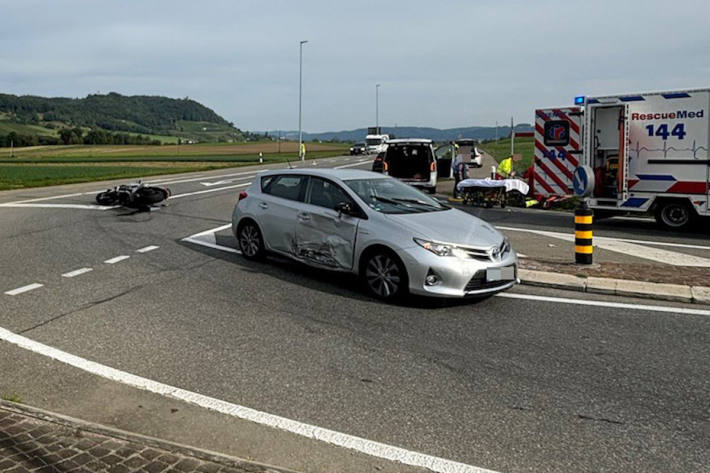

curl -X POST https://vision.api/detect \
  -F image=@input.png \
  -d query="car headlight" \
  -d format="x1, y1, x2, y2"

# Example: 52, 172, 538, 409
414, 238, 453, 256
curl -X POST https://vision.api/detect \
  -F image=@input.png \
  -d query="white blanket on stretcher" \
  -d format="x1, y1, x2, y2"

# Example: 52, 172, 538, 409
456, 178, 530, 195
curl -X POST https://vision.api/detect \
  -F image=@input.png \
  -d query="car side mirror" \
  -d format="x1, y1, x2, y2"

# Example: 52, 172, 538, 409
334, 201, 352, 216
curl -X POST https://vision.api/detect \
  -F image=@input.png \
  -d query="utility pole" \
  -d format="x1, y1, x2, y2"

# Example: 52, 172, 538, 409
510, 116, 515, 156
376, 84, 380, 133
277, 129, 281, 153
298, 40, 308, 161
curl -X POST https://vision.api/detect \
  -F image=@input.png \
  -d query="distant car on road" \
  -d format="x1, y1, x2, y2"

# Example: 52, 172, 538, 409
454, 139, 483, 168
232, 169, 517, 300
349, 142, 366, 155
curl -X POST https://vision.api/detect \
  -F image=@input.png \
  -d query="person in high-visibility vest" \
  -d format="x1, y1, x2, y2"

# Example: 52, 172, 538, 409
497, 156, 513, 178
300, 142, 306, 160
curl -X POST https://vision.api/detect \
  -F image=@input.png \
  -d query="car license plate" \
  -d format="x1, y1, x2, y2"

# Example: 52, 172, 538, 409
486, 265, 515, 282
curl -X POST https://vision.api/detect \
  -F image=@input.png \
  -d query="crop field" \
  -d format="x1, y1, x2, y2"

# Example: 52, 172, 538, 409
0, 141, 349, 189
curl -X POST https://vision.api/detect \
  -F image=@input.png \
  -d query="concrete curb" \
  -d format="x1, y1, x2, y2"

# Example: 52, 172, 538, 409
519, 269, 710, 304
0, 400, 301, 473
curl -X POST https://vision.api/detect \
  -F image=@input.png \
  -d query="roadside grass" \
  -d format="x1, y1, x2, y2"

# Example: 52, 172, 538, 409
1, 393, 22, 403
0, 150, 341, 164
479, 137, 534, 173
0, 164, 230, 190
0, 142, 348, 159
0, 149, 350, 189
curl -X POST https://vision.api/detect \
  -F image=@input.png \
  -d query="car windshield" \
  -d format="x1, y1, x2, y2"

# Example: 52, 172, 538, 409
344, 178, 449, 214
366, 138, 383, 146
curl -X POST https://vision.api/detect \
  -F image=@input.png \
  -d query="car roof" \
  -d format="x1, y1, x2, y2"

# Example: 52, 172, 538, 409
259, 168, 387, 181
386, 138, 432, 144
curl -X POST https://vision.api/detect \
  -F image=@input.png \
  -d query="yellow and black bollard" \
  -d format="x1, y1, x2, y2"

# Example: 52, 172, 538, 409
574, 203, 593, 264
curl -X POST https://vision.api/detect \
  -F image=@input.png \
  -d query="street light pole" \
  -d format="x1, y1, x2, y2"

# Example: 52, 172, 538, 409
375, 84, 380, 133
298, 40, 308, 161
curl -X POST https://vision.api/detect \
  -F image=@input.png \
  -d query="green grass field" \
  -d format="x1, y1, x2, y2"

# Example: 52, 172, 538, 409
479, 137, 534, 174
0, 146, 349, 190
0, 164, 226, 190
0, 121, 59, 137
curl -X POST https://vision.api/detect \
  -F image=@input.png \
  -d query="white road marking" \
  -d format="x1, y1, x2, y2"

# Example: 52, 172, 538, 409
496, 292, 710, 316
0, 192, 85, 205
182, 224, 240, 254
497, 226, 710, 267
136, 245, 159, 253
0, 203, 118, 210
104, 255, 130, 264
61, 268, 93, 278
200, 180, 235, 187
0, 326, 499, 473
334, 159, 371, 169
170, 181, 253, 199
5, 283, 44, 296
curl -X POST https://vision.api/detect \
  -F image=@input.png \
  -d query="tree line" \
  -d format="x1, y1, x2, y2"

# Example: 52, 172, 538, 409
0, 92, 240, 136
1, 129, 161, 148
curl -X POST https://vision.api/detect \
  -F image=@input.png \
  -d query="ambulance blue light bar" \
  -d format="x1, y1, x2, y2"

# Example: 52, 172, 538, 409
574, 96, 585, 105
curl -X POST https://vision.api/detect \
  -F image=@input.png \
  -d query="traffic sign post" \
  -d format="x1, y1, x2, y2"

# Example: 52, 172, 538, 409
573, 165, 594, 264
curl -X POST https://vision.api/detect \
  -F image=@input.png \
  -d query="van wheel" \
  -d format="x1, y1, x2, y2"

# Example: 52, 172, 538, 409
362, 250, 408, 301
655, 201, 694, 230
426, 187, 436, 194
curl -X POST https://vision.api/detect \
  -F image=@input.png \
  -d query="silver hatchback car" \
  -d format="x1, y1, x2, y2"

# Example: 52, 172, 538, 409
232, 169, 517, 300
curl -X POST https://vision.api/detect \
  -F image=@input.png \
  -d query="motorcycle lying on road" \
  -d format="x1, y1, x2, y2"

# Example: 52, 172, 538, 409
96, 181, 171, 210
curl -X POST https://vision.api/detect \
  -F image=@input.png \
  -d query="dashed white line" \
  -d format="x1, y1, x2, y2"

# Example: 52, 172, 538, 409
5, 283, 44, 296
61, 268, 93, 278
0, 326, 500, 473
104, 255, 130, 264
136, 245, 159, 253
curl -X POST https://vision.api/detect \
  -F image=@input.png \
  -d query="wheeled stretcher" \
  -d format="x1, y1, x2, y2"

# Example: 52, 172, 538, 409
456, 178, 530, 208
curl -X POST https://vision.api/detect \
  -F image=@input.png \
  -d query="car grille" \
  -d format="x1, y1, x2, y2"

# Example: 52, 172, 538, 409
464, 270, 513, 292
458, 241, 509, 262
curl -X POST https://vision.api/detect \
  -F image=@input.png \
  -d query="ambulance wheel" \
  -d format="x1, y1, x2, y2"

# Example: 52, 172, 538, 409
654, 201, 694, 230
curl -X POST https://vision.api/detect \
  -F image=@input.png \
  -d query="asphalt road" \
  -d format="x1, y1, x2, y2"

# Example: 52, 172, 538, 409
1, 154, 709, 473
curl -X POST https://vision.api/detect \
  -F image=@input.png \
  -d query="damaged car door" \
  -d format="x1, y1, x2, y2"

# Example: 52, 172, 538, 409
293, 176, 362, 269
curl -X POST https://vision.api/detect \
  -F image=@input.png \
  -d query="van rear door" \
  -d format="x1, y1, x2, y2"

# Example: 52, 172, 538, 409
386, 143, 433, 182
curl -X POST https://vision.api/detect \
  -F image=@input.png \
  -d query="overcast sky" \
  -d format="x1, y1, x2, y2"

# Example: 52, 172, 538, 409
1, 0, 708, 132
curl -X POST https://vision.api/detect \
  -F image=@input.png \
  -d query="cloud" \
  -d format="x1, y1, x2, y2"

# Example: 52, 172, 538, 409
1, 0, 708, 131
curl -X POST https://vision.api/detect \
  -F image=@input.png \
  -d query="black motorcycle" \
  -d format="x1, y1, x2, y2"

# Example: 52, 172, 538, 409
96, 181, 170, 210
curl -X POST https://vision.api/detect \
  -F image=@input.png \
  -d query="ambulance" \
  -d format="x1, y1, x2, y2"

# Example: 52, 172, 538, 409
533, 88, 709, 229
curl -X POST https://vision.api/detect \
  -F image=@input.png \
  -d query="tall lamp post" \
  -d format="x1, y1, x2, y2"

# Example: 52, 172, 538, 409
298, 40, 308, 160
375, 83, 380, 133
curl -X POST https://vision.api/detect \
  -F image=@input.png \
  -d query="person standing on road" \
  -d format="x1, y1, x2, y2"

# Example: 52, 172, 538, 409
451, 143, 465, 199
300, 142, 306, 160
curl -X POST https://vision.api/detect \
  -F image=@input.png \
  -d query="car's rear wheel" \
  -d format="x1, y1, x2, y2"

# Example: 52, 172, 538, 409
362, 250, 408, 300
238, 221, 266, 260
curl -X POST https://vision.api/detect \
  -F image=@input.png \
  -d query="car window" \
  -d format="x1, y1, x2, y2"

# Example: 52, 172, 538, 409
344, 178, 449, 214
307, 177, 353, 210
262, 175, 306, 201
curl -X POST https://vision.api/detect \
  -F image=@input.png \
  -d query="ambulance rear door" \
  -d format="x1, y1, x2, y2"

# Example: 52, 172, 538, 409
533, 107, 583, 198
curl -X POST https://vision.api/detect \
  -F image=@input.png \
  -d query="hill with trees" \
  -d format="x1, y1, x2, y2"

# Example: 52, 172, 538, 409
0, 92, 244, 146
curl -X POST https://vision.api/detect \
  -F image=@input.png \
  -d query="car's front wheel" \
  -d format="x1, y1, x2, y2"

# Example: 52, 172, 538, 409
362, 250, 408, 300
238, 220, 266, 260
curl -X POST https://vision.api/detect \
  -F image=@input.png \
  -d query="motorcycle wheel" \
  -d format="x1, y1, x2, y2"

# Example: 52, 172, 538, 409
137, 187, 169, 205
96, 191, 118, 205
